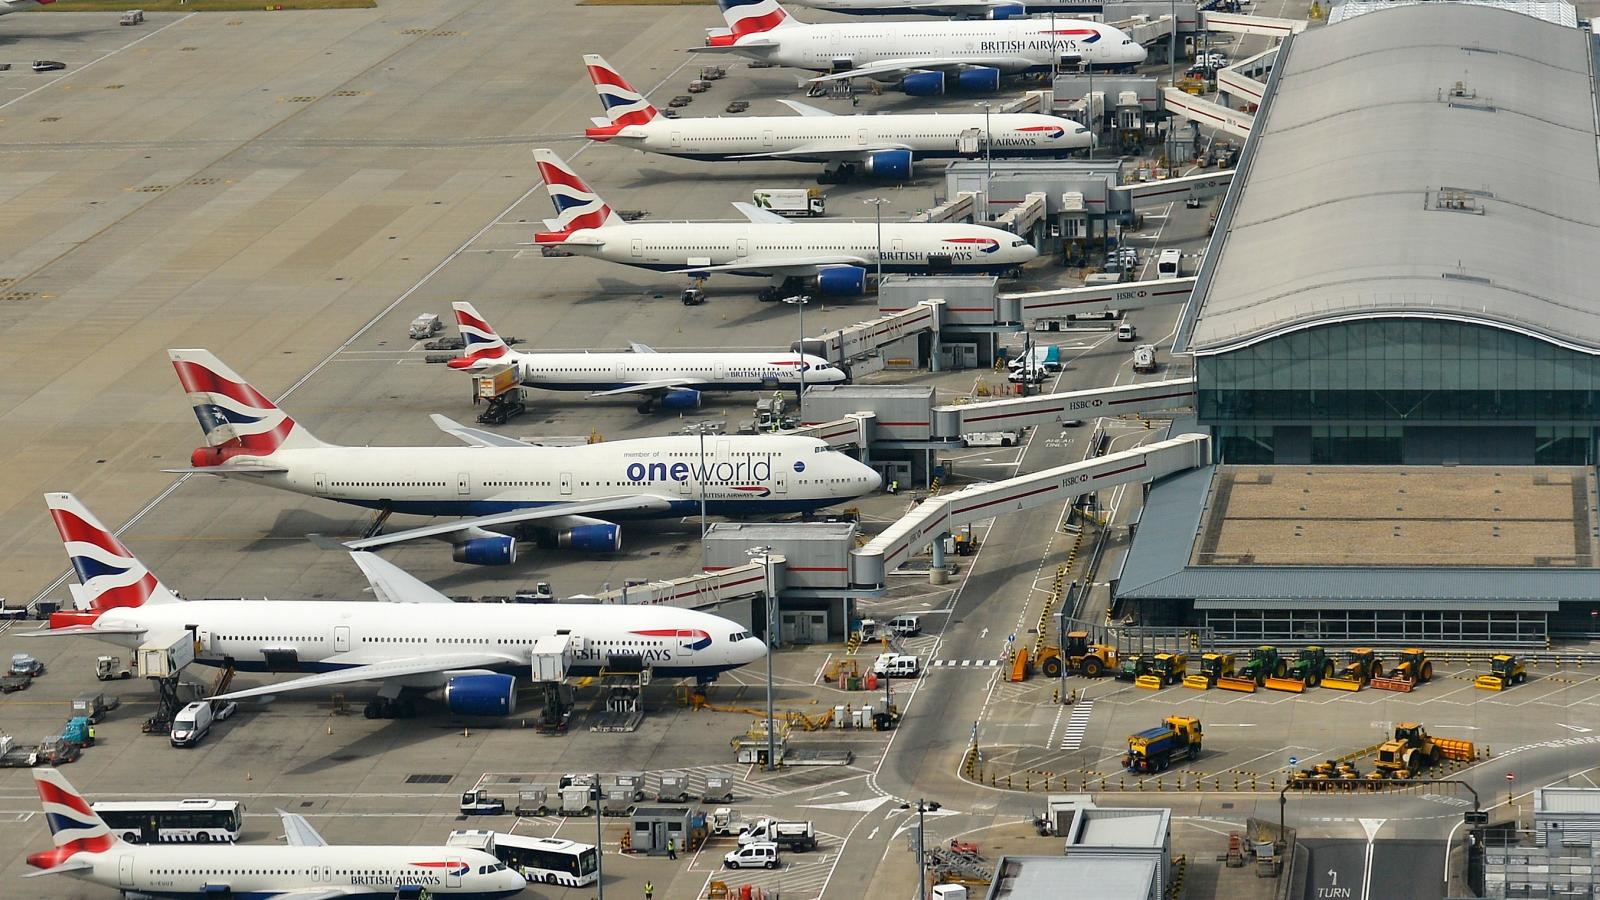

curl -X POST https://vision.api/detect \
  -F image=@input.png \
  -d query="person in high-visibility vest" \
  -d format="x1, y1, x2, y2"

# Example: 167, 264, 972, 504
644, 882, 654, 899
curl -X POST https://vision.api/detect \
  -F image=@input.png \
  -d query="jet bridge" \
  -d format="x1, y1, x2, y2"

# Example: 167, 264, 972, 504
807, 300, 943, 366
1198, 10, 1308, 36
1216, 47, 1277, 109
1005, 276, 1197, 321
994, 192, 1048, 237
589, 557, 779, 610
933, 378, 1197, 435
1111, 170, 1233, 209
911, 192, 980, 225
848, 433, 1210, 589
1162, 89, 1253, 139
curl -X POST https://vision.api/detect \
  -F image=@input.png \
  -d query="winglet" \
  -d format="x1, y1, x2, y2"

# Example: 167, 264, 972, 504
277, 810, 330, 847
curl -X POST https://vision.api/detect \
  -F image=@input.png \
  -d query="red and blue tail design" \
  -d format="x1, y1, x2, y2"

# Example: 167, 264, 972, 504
1046, 26, 1102, 43
448, 302, 510, 371
532, 148, 621, 243
27, 768, 117, 872
709, 0, 796, 46
46, 493, 179, 617
632, 628, 713, 651
583, 54, 657, 137
168, 349, 326, 465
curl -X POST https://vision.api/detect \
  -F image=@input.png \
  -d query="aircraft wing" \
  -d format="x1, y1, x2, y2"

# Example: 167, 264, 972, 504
260, 889, 382, 899
430, 414, 529, 449
342, 494, 675, 550
213, 651, 522, 702
278, 810, 330, 848
727, 141, 913, 161
777, 99, 834, 117
589, 379, 697, 398
347, 552, 453, 604
807, 56, 1033, 84
733, 202, 793, 225
160, 461, 290, 475
16, 624, 148, 638
668, 256, 869, 276
628, 341, 657, 354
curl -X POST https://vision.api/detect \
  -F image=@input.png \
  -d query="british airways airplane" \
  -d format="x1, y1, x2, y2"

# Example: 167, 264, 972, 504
582, 53, 1090, 181
24, 768, 528, 897
165, 349, 880, 564
532, 148, 1036, 295
786, 0, 1100, 16
448, 301, 845, 412
693, 0, 1146, 90
1, 0, 54, 16
30, 493, 766, 718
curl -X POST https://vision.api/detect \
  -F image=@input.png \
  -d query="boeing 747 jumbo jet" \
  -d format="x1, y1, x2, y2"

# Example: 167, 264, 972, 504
32, 493, 766, 717
449, 301, 845, 411
694, 0, 1146, 89
167, 349, 880, 564
24, 768, 529, 896
531, 148, 1036, 295
582, 53, 1090, 181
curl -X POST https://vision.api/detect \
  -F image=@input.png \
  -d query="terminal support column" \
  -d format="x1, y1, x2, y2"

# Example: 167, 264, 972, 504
930, 533, 949, 586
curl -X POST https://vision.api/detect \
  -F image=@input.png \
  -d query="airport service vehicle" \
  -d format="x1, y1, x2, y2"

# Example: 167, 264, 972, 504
1236, 646, 1285, 685
1, 0, 55, 17
409, 312, 443, 339
724, 842, 781, 869
1009, 345, 1062, 373
582, 54, 1090, 180
1132, 343, 1157, 373
448, 830, 599, 887
459, 790, 506, 816
753, 188, 826, 217
120, 9, 143, 24
28, 493, 767, 717
964, 430, 1021, 447
1122, 716, 1202, 773
1156, 248, 1183, 279
887, 614, 922, 636
169, 701, 215, 747
1116, 322, 1137, 342
94, 655, 130, 680
1371, 723, 1473, 779
447, 302, 845, 412
696, 0, 1146, 90
737, 817, 818, 851
165, 349, 879, 562
1182, 652, 1234, 689
1322, 647, 1382, 691
31, 59, 64, 72
532, 149, 1036, 294
10, 652, 44, 677
91, 798, 245, 844
873, 652, 920, 678
708, 807, 749, 836
23, 768, 526, 897
1475, 654, 1527, 691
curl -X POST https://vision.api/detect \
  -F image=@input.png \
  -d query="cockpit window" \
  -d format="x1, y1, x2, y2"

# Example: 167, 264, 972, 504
1011, 239, 1028, 247
729, 631, 751, 642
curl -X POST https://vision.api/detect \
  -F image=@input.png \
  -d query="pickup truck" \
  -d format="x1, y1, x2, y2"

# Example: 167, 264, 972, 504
737, 817, 818, 852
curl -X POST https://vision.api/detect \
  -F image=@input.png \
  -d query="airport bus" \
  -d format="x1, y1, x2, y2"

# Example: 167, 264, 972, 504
91, 799, 245, 843
1156, 248, 1183, 280
476, 834, 598, 887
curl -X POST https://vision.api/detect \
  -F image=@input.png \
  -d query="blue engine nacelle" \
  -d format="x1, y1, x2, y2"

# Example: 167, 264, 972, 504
452, 535, 516, 566
985, 2, 1026, 17
441, 674, 517, 717
816, 266, 867, 297
862, 149, 913, 182
557, 523, 622, 553
957, 67, 1001, 92
901, 71, 945, 96
661, 388, 701, 410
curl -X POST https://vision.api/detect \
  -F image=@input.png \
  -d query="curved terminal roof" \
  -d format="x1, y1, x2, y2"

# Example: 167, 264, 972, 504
1189, 4, 1600, 354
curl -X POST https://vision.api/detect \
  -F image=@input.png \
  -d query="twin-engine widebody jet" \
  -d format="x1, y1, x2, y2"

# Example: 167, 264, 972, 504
448, 301, 845, 412
24, 768, 528, 897
531, 148, 1036, 295
166, 349, 880, 564
581, 53, 1091, 181
786, 0, 1100, 17
694, 0, 1146, 90
29, 493, 766, 718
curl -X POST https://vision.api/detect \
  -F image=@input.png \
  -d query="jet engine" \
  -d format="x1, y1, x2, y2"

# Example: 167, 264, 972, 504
556, 523, 623, 553
861, 149, 914, 181
817, 266, 867, 296
901, 71, 945, 96
957, 67, 1001, 92
452, 535, 516, 566
438, 674, 517, 716
661, 388, 702, 410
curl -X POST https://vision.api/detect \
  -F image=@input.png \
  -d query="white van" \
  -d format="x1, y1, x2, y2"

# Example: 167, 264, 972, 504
1117, 323, 1138, 342
887, 615, 922, 637
724, 842, 780, 869
170, 701, 214, 747
873, 653, 920, 679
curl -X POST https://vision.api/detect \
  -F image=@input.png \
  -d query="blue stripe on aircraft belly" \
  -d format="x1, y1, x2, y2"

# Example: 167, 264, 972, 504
195, 657, 746, 682
335, 497, 838, 518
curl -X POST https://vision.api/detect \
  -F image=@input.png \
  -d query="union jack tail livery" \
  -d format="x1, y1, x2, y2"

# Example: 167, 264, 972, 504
709, 0, 797, 46
584, 54, 658, 136
448, 302, 510, 371
27, 768, 118, 873
46, 493, 180, 619
532, 148, 622, 243
169, 349, 328, 466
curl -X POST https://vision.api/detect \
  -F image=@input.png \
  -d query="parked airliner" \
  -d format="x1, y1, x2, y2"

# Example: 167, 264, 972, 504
694, 0, 1146, 89
25, 768, 528, 897
166, 349, 879, 563
31, 493, 766, 716
449, 302, 845, 411
787, 0, 1098, 16
582, 53, 1090, 181
532, 148, 1036, 294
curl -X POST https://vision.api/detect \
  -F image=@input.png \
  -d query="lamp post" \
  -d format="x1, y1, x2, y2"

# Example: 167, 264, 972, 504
976, 102, 993, 221
1168, 0, 1177, 86
747, 545, 778, 771
782, 294, 810, 424
1083, 61, 1095, 160
594, 774, 605, 899
696, 422, 712, 569
900, 799, 942, 900
862, 197, 890, 289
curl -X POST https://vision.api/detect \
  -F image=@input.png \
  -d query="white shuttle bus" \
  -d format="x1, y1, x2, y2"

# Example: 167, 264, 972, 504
1157, 249, 1183, 280
91, 799, 246, 844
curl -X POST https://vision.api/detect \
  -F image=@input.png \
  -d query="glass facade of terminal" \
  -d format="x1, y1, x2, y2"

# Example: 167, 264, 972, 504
1199, 319, 1600, 464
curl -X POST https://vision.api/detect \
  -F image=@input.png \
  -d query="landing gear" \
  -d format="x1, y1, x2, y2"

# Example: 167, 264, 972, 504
361, 506, 393, 540
818, 163, 857, 185
362, 697, 417, 719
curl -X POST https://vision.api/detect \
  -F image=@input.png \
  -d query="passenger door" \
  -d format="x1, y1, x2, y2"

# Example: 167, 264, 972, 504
314, 472, 328, 495
118, 856, 134, 888
457, 473, 470, 496
446, 858, 463, 889
560, 473, 574, 496
677, 630, 700, 660
736, 238, 748, 259
334, 626, 351, 654
632, 238, 644, 258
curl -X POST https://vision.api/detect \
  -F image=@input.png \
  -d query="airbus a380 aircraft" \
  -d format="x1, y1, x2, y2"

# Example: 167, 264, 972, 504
449, 302, 845, 411
695, 0, 1146, 89
787, 0, 1097, 17
32, 493, 766, 718
582, 53, 1090, 180
532, 148, 1036, 294
167, 349, 879, 564
25, 768, 528, 897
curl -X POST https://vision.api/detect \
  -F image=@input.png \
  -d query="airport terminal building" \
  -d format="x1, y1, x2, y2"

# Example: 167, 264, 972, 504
1181, 2, 1600, 467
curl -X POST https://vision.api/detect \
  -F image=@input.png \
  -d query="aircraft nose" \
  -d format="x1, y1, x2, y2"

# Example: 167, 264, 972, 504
861, 462, 883, 493
1018, 242, 1040, 263
743, 636, 769, 664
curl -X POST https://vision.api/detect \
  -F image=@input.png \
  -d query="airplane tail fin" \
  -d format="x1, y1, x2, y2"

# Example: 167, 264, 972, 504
46, 493, 182, 618
711, 0, 798, 44
168, 349, 330, 465
531, 148, 622, 243
448, 302, 511, 371
27, 768, 117, 871
583, 54, 658, 133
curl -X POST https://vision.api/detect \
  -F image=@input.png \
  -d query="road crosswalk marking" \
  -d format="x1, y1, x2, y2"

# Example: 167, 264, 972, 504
1059, 700, 1096, 751
930, 659, 1001, 668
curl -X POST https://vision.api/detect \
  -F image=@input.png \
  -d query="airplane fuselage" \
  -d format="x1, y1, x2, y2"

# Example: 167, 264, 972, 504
594, 111, 1091, 160
719, 19, 1146, 71
481, 351, 843, 394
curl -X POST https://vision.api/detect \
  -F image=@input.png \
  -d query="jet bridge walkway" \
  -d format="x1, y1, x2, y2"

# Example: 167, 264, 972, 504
934, 378, 1197, 435
848, 433, 1210, 589
1005, 275, 1197, 320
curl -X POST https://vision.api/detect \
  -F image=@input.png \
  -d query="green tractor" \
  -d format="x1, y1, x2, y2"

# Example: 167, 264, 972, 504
1117, 655, 1154, 682
1287, 646, 1335, 687
1237, 646, 1286, 685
